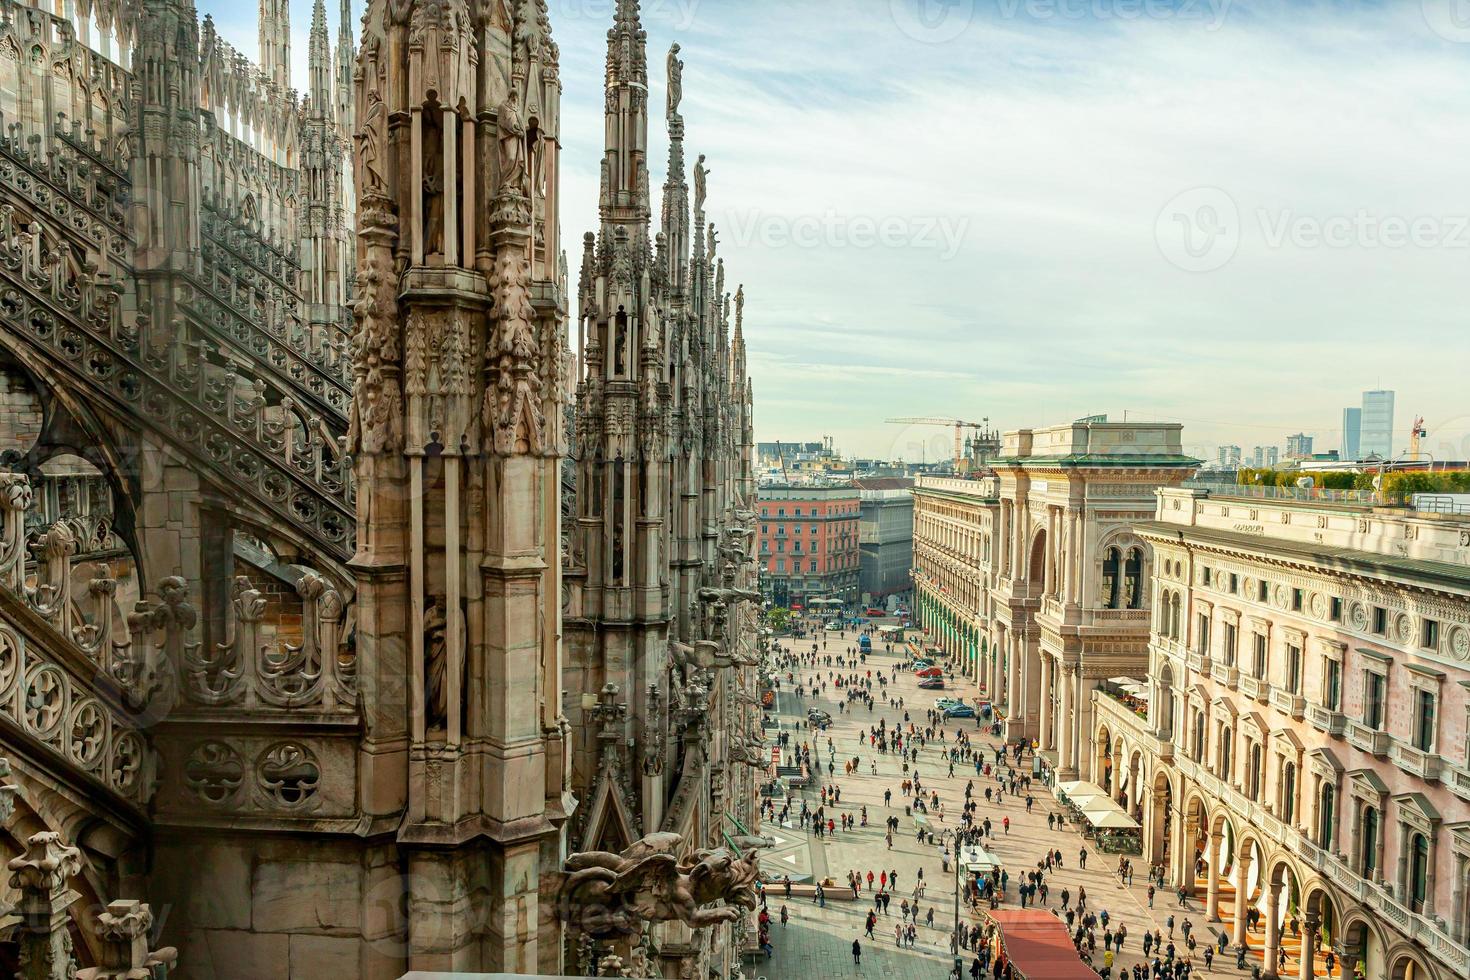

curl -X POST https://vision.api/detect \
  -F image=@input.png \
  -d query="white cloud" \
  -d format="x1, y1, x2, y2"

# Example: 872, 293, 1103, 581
198, 0, 1470, 461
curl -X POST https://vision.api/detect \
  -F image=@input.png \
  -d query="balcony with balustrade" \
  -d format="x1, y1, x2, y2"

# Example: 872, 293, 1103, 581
1209, 659, 1239, 689
1306, 702, 1346, 736
1268, 684, 1306, 720
1345, 718, 1390, 756
1238, 673, 1269, 703
1390, 739, 1443, 781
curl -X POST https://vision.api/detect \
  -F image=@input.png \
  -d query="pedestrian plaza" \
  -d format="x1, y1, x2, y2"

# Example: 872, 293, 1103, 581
748, 621, 1240, 980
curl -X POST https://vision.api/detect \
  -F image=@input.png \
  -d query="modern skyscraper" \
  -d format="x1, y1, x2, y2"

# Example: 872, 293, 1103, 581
1361, 389, 1395, 460
1341, 407, 1362, 462
1217, 445, 1242, 468
1250, 445, 1280, 468
1286, 433, 1314, 459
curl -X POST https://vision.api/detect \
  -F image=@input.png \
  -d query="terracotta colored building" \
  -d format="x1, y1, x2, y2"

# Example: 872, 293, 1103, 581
759, 484, 861, 608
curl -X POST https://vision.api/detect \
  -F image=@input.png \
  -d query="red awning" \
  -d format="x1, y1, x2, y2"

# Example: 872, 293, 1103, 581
987, 910, 1097, 980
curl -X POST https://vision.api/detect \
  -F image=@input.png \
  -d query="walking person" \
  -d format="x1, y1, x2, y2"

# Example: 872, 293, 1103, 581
852, 938, 862, 966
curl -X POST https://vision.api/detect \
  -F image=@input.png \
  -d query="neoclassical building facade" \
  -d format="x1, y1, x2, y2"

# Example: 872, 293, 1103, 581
986, 419, 1196, 778
911, 474, 998, 684
1090, 484, 1470, 980
911, 419, 1197, 780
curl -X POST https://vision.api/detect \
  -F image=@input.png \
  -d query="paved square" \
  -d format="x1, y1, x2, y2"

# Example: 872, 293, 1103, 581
747, 625, 1236, 980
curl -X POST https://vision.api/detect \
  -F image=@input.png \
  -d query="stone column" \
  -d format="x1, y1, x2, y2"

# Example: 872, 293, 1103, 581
1067, 509, 1082, 604
1076, 676, 1096, 782
1263, 881, 1282, 980
1298, 915, 1319, 980
1232, 850, 1250, 947
990, 638, 1002, 701
1005, 632, 1019, 716
1039, 654, 1054, 751
1044, 507, 1057, 596
1206, 830, 1223, 921
1424, 835, 1438, 920
7, 832, 82, 980
1058, 662, 1075, 773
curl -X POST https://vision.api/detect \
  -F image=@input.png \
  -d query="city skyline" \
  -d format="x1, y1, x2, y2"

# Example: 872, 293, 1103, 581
201, 0, 1470, 463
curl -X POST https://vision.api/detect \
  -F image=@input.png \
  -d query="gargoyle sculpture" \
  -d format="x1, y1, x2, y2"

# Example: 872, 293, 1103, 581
562, 832, 759, 938
697, 586, 762, 607
670, 638, 729, 670
728, 833, 776, 851
728, 729, 769, 769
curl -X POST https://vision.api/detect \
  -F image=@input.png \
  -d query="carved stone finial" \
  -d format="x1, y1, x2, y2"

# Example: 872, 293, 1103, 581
74, 899, 181, 980
8, 831, 82, 980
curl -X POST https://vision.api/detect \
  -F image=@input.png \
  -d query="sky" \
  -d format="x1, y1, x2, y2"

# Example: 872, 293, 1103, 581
197, 0, 1470, 465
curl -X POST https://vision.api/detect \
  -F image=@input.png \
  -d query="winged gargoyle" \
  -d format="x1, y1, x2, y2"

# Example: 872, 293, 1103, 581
561, 832, 760, 938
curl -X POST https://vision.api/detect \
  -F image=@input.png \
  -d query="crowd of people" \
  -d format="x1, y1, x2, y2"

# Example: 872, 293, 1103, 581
759, 608, 1293, 980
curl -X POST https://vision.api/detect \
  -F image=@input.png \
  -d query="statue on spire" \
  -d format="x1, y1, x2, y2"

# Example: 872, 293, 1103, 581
667, 43, 683, 120
693, 154, 709, 213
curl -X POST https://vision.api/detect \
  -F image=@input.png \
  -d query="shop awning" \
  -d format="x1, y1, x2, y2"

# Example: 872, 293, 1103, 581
1062, 793, 1110, 810
1078, 796, 1126, 815
986, 909, 1099, 980
1086, 809, 1140, 830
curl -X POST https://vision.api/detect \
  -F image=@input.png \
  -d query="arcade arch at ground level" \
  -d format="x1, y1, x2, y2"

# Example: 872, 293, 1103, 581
1104, 750, 1460, 980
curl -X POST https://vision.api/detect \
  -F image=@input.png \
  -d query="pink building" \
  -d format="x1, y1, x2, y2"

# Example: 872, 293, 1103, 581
1090, 482, 1470, 980
758, 484, 860, 608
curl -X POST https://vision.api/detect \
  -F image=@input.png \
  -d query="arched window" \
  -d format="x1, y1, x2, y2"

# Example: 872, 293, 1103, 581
1248, 743, 1262, 800
1219, 726, 1233, 780
1157, 665, 1175, 737
1124, 547, 1143, 609
1171, 593, 1182, 640
1361, 806, 1379, 878
1192, 711, 1206, 761
1408, 833, 1429, 913
1317, 783, 1335, 850
1101, 547, 1120, 607
1281, 762, 1297, 824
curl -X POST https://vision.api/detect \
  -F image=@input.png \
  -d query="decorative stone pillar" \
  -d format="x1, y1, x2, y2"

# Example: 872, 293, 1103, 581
1058, 662, 1075, 773
7, 832, 82, 980
1263, 881, 1282, 980
1297, 915, 1319, 980
1206, 830, 1223, 921
1231, 850, 1250, 947
1038, 654, 1054, 751
1076, 676, 1096, 782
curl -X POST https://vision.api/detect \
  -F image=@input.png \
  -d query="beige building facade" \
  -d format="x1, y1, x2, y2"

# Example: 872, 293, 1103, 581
911, 474, 999, 688
987, 419, 1197, 779
1091, 483, 1470, 980
910, 419, 1198, 783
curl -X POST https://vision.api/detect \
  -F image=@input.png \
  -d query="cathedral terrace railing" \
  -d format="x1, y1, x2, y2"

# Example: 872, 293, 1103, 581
0, 470, 357, 771
0, 472, 158, 808
0, 198, 357, 557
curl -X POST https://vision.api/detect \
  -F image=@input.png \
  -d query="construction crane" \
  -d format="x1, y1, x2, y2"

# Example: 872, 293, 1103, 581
1409, 417, 1428, 462
885, 417, 996, 472
773, 440, 791, 482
